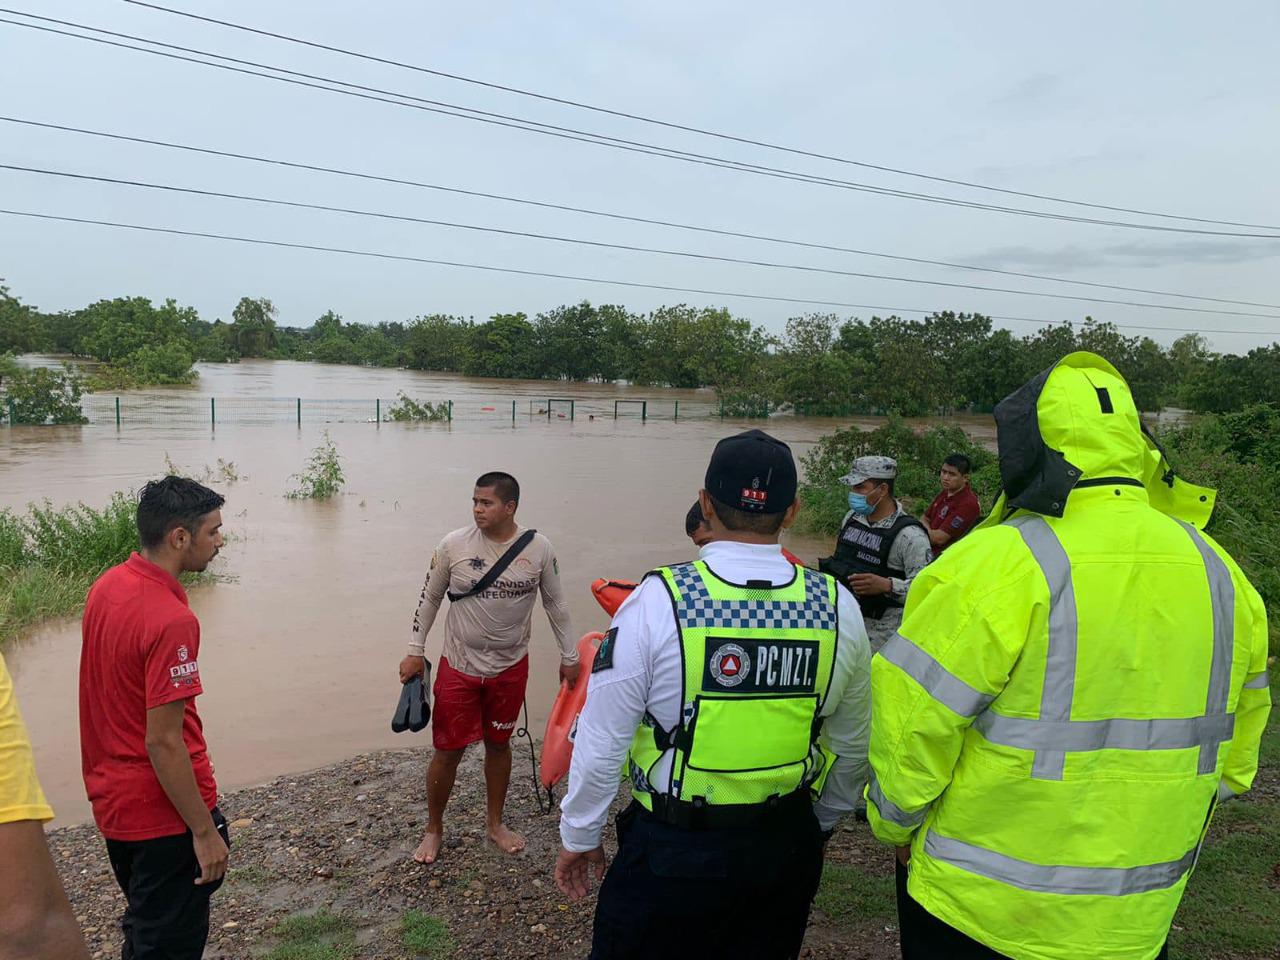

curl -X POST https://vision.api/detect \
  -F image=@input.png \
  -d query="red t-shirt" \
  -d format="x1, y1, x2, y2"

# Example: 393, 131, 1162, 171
80, 553, 217, 840
924, 486, 981, 556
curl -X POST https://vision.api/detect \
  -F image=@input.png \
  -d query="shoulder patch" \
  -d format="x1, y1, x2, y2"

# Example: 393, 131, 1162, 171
592, 627, 617, 674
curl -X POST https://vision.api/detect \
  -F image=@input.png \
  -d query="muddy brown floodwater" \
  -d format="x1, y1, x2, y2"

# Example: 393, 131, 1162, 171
1, 359, 995, 825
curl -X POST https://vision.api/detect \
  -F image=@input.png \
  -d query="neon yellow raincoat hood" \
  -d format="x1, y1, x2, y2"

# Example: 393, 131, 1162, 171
981, 351, 1215, 528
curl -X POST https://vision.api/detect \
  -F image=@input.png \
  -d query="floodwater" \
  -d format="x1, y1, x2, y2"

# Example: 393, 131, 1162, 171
1, 359, 995, 825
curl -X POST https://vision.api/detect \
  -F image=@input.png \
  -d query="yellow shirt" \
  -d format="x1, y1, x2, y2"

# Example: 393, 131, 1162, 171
0, 651, 53, 824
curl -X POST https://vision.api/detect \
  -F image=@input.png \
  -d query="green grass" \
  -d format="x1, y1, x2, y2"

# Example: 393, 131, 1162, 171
0, 492, 227, 646
814, 862, 896, 926
400, 910, 454, 957
0, 494, 138, 647
1171, 675, 1280, 959
263, 911, 357, 960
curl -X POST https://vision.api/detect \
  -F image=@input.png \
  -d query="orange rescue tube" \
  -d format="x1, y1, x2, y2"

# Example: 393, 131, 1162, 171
591, 578, 637, 616
539, 631, 606, 790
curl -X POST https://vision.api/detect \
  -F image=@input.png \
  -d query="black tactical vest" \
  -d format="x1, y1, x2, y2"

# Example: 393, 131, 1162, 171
824, 513, 925, 620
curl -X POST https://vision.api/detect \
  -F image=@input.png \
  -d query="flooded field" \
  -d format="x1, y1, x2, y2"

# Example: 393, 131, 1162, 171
1, 359, 995, 824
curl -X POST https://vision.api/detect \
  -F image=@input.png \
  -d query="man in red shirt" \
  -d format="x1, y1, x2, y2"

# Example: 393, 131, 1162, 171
921, 454, 982, 557
80, 476, 229, 960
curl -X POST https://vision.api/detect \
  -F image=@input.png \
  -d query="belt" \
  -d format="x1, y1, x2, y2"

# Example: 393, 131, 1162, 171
644, 789, 812, 831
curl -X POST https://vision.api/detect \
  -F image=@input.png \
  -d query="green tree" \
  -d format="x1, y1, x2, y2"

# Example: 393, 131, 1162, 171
463, 313, 537, 379
404, 314, 471, 372
0, 355, 87, 424
231, 297, 278, 357
0, 286, 49, 353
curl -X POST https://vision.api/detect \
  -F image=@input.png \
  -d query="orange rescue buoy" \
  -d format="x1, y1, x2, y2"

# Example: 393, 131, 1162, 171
591, 578, 638, 616
539, 631, 605, 790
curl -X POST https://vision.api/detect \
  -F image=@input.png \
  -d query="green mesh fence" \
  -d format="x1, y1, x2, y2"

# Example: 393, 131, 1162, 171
5, 394, 726, 427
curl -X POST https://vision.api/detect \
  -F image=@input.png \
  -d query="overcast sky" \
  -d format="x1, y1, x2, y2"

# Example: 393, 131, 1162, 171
2, 0, 1278, 353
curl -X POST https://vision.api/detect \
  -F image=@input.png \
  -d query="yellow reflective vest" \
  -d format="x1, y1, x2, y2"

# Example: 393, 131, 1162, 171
868, 352, 1272, 960
627, 561, 839, 811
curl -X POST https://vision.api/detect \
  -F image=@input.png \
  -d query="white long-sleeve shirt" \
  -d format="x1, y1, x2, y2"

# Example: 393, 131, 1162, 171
559, 540, 872, 852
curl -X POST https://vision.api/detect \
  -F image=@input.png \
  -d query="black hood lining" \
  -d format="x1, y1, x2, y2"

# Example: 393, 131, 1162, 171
993, 361, 1082, 518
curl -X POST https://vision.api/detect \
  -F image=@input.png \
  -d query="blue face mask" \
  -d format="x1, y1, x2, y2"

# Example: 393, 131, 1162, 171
848, 492, 872, 515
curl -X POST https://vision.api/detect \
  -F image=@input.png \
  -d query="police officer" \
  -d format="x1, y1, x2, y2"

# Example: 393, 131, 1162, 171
820, 455, 932, 653
867, 353, 1272, 959
555, 429, 873, 959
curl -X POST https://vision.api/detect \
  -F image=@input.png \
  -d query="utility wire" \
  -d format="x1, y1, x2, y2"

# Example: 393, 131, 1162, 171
6, 11, 1280, 240
7, 115, 1277, 311
3, 208, 1274, 338
5, 162, 1277, 322
120, 0, 1279, 232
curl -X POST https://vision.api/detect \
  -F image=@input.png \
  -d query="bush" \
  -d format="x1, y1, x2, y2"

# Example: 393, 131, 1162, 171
387, 392, 450, 422
796, 417, 996, 536
287, 433, 345, 500
1158, 406, 1279, 650
0, 355, 88, 424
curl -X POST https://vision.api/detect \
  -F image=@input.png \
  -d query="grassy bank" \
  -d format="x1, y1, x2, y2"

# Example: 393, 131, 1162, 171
0, 494, 138, 646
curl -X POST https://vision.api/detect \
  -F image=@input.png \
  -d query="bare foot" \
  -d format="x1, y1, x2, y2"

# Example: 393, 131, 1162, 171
412, 828, 443, 864
487, 823, 526, 855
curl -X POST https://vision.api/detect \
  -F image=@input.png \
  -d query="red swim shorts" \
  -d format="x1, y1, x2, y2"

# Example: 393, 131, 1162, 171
431, 655, 529, 750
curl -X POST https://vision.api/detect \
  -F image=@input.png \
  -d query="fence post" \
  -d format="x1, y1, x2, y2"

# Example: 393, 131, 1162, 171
448, 400, 453, 422
674, 400, 679, 421
613, 399, 619, 420
7, 397, 14, 424
376, 398, 380, 423
570, 400, 575, 421
210, 397, 216, 427
642, 401, 647, 423
511, 399, 516, 424
296, 397, 301, 427
115, 396, 121, 428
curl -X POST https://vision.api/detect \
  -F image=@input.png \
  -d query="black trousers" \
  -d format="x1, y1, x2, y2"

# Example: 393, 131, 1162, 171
590, 799, 826, 960
896, 860, 1169, 959
104, 809, 230, 960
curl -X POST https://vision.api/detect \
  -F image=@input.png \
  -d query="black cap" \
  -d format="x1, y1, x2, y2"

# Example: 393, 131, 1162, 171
705, 429, 797, 515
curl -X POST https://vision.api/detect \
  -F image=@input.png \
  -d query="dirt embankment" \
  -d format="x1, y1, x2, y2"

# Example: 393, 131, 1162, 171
52, 746, 901, 959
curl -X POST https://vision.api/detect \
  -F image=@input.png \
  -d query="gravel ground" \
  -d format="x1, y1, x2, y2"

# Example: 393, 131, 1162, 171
51, 745, 900, 959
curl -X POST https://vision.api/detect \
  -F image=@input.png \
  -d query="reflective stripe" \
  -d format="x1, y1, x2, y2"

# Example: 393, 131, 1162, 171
1217, 781, 1236, 803
1243, 672, 1269, 691
1177, 523, 1236, 774
924, 830, 1197, 896
867, 775, 929, 829
879, 633, 993, 717
974, 711, 1234, 752
1008, 516, 1078, 780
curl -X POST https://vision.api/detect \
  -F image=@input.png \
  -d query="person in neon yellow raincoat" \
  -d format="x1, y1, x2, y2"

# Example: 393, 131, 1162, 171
867, 352, 1271, 960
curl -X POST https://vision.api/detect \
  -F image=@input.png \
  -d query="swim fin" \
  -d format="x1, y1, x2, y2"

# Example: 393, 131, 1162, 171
392, 669, 432, 733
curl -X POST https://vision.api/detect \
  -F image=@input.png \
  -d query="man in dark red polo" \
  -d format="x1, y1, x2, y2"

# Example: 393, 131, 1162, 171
80, 476, 229, 960
921, 453, 981, 557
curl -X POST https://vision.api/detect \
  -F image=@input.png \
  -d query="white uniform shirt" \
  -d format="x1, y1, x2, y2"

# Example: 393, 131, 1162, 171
559, 540, 873, 853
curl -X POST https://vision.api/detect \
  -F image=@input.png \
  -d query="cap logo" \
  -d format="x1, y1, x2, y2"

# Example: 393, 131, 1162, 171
740, 487, 768, 511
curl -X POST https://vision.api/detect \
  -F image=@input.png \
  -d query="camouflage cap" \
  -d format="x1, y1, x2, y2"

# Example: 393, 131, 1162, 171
839, 455, 898, 486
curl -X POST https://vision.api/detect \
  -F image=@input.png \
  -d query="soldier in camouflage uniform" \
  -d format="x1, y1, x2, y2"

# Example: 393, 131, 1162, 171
820, 456, 933, 652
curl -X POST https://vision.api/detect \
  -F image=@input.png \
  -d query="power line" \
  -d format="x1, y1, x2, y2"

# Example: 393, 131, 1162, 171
120, 0, 1279, 232
6, 162, 1278, 323
6, 11, 1280, 241
3, 208, 1275, 338
7, 115, 1277, 311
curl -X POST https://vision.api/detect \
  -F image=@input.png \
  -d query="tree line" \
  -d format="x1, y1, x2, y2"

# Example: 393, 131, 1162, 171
2, 284, 1277, 415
